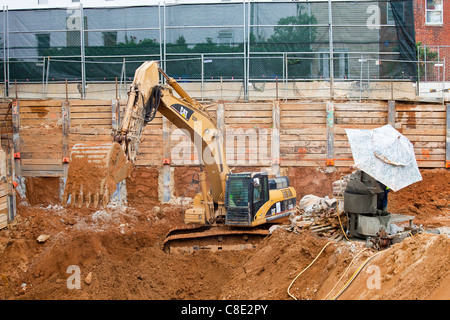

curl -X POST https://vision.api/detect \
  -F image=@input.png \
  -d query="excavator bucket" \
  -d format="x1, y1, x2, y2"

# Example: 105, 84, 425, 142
62, 142, 133, 208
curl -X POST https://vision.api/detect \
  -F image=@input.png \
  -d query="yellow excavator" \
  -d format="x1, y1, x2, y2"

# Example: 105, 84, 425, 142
63, 61, 297, 252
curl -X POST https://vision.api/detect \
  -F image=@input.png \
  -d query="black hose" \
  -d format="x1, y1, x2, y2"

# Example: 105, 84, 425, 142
144, 85, 162, 124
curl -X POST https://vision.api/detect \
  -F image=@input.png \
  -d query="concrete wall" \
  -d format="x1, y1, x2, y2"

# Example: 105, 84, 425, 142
2, 80, 423, 102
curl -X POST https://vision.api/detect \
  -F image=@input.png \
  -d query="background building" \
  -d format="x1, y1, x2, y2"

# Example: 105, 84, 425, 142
414, 0, 449, 82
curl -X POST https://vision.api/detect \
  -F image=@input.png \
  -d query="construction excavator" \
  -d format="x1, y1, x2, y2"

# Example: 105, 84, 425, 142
62, 61, 297, 253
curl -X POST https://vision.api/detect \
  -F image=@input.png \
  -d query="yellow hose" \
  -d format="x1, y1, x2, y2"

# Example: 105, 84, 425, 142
331, 250, 384, 300
335, 176, 350, 241
287, 241, 334, 300
322, 248, 370, 300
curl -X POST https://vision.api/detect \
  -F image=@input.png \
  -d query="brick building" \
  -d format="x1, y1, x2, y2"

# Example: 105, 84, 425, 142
414, 0, 449, 81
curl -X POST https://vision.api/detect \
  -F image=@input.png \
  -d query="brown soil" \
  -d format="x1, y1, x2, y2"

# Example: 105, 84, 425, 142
0, 167, 448, 300
25, 177, 61, 206
389, 169, 450, 227
126, 166, 160, 208
286, 167, 352, 200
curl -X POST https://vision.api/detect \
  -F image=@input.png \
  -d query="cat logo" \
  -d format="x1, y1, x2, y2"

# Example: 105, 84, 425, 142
170, 104, 194, 121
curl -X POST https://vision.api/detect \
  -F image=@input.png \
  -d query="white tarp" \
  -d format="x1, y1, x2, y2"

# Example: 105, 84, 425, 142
345, 124, 422, 192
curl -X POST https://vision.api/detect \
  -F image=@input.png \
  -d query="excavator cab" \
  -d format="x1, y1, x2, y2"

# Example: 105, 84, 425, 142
224, 173, 296, 227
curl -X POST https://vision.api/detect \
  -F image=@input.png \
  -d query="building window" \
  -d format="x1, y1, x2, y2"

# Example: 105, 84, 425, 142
36, 33, 50, 56
103, 32, 117, 47
66, 16, 88, 47
38, 0, 48, 4
217, 30, 233, 46
387, 3, 405, 25
426, 0, 443, 25
318, 51, 349, 80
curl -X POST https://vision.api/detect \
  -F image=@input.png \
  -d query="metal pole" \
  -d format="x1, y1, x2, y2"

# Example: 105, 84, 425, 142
443, 58, 446, 105
80, 3, 86, 99
245, 0, 250, 102
42, 57, 45, 98
201, 53, 204, 101
158, 2, 162, 65
163, 0, 166, 73
360, 54, 363, 102
328, 0, 334, 99
284, 53, 288, 101
367, 57, 370, 99
424, 45, 427, 82
2, 6, 7, 97
6, 6, 9, 96
45, 56, 50, 98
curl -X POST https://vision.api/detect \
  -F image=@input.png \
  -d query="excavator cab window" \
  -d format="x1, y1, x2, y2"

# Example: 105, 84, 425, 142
251, 174, 269, 216
226, 176, 250, 208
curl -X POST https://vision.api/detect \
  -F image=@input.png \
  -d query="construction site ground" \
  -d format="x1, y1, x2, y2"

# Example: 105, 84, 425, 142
0, 167, 449, 300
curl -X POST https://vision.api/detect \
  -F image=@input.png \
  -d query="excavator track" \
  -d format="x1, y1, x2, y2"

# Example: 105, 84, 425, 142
162, 225, 270, 254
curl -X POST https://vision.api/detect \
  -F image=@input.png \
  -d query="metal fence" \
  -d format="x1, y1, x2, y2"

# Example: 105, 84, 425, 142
1, 0, 446, 102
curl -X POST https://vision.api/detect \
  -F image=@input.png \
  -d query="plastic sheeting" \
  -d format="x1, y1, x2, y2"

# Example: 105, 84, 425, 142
345, 124, 422, 192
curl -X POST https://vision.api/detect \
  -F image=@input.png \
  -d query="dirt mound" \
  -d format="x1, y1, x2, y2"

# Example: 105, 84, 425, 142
389, 169, 450, 227
219, 229, 363, 300
339, 233, 450, 300
220, 229, 450, 300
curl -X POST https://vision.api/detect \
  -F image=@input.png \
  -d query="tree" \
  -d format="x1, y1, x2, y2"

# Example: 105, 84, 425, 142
267, 13, 318, 52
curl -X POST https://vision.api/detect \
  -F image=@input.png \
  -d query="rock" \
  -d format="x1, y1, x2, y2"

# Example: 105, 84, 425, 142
36, 234, 50, 243
269, 225, 282, 234
84, 272, 93, 285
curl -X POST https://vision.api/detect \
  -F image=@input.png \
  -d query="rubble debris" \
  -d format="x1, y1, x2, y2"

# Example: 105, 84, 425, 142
36, 234, 50, 243
290, 195, 347, 240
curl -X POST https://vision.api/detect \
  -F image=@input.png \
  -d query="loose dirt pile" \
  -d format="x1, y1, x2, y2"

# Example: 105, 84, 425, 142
0, 168, 448, 300
389, 169, 450, 227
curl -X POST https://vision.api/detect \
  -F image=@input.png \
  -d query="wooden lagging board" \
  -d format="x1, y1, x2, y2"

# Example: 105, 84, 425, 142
18, 100, 64, 177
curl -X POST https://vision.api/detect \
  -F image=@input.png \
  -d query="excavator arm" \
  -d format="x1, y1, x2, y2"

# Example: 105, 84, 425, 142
63, 61, 230, 225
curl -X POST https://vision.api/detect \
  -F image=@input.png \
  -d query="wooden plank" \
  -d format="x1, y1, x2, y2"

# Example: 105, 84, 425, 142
405, 135, 446, 142
69, 127, 112, 135
69, 112, 112, 119
20, 170, 64, 177
281, 117, 326, 124
21, 159, 62, 165
0, 214, 7, 230
281, 111, 327, 117
335, 118, 388, 125
335, 111, 388, 118
224, 103, 272, 111
69, 99, 112, 106
280, 103, 326, 111
446, 104, 450, 168
71, 119, 112, 125
71, 106, 113, 113
400, 128, 446, 135
19, 100, 63, 107
396, 118, 446, 125
334, 102, 387, 111
395, 104, 447, 112
280, 127, 327, 135
20, 106, 62, 114
280, 135, 326, 141
20, 119, 62, 126
396, 111, 446, 119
